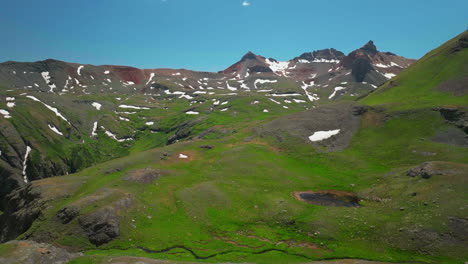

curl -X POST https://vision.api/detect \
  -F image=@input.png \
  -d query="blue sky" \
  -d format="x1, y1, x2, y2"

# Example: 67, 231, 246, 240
1, 0, 467, 71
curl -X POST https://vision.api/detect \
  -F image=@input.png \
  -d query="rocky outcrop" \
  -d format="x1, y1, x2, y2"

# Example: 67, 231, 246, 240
436, 107, 468, 133
78, 206, 120, 246
0, 240, 82, 264
55, 206, 80, 224
407, 162, 444, 179
351, 57, 373, 82
0, 184, 44, 242
0, 177, 83, 243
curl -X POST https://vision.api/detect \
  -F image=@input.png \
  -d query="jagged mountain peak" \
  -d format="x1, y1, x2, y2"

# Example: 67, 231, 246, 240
360, 40, 378, 54
241, 51, 262, 61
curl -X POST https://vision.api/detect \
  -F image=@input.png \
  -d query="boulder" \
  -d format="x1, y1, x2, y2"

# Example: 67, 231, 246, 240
407, 162, 443, 179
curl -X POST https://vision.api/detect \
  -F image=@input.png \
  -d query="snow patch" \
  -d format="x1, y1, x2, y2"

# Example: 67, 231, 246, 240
309, 129, 341, 142
92, 102, 102, 110
77, 65, 84, 76
26, 96, 70, 124
91, 121, 98, 137
270, 93, 302, 97
254, 79, 277, 89
119, 105, 150, 110
226, 81, 237, 91
22, 146, 32, 183
301, 81, 319, 102
146, 73, 155, 85
269, 98, 281, 105
0, 109, 12, 118
41, 72, 56, 92
383, 73, 396, 79
48, 124, 63, 136
186, 111, 199, 115
328, 86, 346, 99
265, 59, 290, 76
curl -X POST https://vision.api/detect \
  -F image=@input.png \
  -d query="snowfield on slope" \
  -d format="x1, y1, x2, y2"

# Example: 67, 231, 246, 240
309, 129, 341, 142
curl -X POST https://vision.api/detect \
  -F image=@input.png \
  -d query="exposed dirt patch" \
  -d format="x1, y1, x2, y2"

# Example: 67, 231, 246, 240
437, 76, 468, 96
123, 168, 170, 184
255, 103, 367, 152
361, 109, 386, 128
431, 127, 468, 147
293, 190, 360, 207
0, 240, 82, 264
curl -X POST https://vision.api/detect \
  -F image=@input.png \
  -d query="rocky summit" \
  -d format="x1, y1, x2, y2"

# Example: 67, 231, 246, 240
0, 18, 467, 264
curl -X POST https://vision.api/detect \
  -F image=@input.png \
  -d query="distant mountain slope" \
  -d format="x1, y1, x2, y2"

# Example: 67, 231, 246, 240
0, 40, 414, 208
361, 30, 468, 110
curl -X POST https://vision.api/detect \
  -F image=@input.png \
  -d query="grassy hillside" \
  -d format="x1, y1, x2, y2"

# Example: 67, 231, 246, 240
361, 31, 468, 110
16, 105, 467, 264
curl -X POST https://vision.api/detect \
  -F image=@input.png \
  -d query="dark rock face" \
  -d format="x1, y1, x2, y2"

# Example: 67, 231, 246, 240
0, 240, 82, 264
78, 207, 119, 246
437, 107, 468, 133
0, 185, 44, 242
351, 58, 373, 82
200, 145, 215, 150
55, 206, 79, 224
248, 65, 273, 73
0, 177, 82, 243
149, 83, 170, 92
407, 162, 443, 179
167, 117, 204, 144
450, 33, 468, 53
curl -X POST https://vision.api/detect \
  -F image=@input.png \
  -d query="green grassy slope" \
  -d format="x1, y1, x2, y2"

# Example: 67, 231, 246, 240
360, 31, 468, 111
20, 106, 468, 264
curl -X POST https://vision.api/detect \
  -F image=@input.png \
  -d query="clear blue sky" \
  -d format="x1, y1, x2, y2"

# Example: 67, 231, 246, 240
1, 0, 467, 71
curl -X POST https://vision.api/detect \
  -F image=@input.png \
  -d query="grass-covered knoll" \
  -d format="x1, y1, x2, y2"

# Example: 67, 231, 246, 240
361, 31, 468, 111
